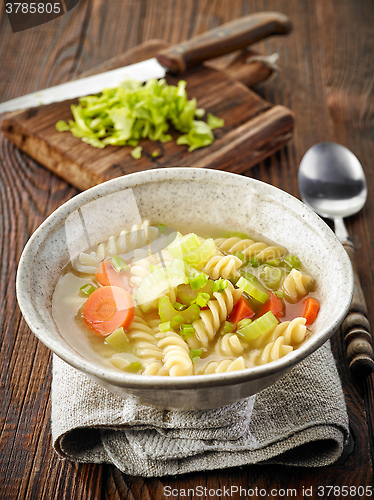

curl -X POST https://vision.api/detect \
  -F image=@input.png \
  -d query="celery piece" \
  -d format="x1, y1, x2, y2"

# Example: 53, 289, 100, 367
184, 238, 216, 267
211, 278, 228, 293
105, 327, 129, 351
189, 348, 203, 363
127, 361, 142, 372
171, 314, 185, 330
158, 296, 200, 325
79, 283, 97, 297
266, 259, 283, 267
159, 321, 171, 332
284, 254, 301, 269
259, 266, 283, 290
275, 291, 285, 299
168, 232, 201, 259
237, 318, 252, 329
111, 255, 130, 273
249, 257, 260, 268
234, 251, 245, 261
219, 321, 235, 335
174, 302, 187, 311
189, 271, 209, 290
237, 311, 279, 341
177, 280, 215, 305
237, 276, 269, 304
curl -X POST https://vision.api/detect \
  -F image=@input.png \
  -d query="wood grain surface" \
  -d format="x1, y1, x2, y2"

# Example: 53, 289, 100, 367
1, 40, 294, 191
1, 1, 374, 499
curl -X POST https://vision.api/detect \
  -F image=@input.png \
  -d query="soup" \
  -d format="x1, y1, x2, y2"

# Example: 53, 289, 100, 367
52, 221, 320, 376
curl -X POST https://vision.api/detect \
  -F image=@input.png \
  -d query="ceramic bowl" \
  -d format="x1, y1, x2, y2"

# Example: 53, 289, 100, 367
16, 168, 353, 409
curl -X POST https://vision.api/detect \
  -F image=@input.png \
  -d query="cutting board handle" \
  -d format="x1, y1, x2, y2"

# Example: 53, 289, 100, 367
156, 12, 292, 74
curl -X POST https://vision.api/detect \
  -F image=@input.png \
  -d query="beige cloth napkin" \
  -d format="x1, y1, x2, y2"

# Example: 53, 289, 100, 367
51, 341, 350, 477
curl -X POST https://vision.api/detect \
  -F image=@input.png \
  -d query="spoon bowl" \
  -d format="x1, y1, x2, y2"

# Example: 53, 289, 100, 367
298, 141, 373, 376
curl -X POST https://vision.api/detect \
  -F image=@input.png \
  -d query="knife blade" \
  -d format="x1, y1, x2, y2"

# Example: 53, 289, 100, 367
0, 12, 291, 114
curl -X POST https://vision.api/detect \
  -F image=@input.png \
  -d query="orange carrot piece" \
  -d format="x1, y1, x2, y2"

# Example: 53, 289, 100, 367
258, 292, 285, 320
229, 296, 255, 324
82, 285, 135, 336
302, 297, 320, 325
95, 259, 132, 291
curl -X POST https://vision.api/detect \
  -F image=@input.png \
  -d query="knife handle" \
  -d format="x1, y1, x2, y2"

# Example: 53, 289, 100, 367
341, 240, 374, 376
156, 12, 292, 74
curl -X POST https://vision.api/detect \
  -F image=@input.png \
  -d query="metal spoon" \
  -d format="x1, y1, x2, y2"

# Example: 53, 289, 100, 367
298, 142, 373, 376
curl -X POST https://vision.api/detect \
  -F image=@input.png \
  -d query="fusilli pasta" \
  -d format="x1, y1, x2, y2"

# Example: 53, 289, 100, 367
203, 254, 242, 279
282, 269, 312, 303
215, 237, 285, 262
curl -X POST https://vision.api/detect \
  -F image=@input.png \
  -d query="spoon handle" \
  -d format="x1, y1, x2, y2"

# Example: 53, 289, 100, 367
341, 240, 374, 376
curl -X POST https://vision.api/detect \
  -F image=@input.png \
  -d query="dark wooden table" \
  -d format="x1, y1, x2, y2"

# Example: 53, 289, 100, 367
1, 1, 374, 498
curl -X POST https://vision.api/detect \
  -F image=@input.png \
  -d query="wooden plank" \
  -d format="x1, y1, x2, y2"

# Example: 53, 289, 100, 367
1, 40, 294, 191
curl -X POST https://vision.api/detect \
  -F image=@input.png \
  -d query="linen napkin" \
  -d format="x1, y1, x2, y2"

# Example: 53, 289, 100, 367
51, 340, 350, 477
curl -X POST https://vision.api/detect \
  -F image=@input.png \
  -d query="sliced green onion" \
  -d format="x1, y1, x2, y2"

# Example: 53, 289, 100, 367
158, 296, 200, 325
259, 266, 283, 290
111, 255, 130, 273
79, 283, 97, 297
191, 292, 210, 308
128, 361, 142, 372
219, 321, 235, 335
212, 278, 228, 293
189, 348, 203, 363
237, 276, 269, 304
249, 257, 260, 268
266, 259, 283, 267
234, 251, 245, 261
105, 327, 129, 351
189, 271, 209, 290
284, 254, 301, 269
275, 291, 285, 299
180, 324, 195, 339
157, 224, 167, 233
237, 311, 278, 341
159, 321, 171, 332
152, 151, 159, 158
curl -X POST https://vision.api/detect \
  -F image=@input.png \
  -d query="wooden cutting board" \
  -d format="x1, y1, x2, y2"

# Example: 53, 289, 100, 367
1, 40, 294, 191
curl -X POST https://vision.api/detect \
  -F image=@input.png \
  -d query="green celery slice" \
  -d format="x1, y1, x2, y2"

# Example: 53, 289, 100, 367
168, 232, 201, 258
184, 238, 216, 267
136, 267, 188, 307
237, 311, 278, 341
237, 276, 269, 304
259, 266, 283, 290
105, 327, 129, 351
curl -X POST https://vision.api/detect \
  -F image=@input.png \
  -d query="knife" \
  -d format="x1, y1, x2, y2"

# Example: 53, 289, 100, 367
0, 12, 291, 114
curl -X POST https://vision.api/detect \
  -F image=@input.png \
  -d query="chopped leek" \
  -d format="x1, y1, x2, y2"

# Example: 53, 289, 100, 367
249, 257, 260, 268
177, 280, 215, 305
259, 266, 283, 290
168, 232, 201, 259
189, 348, 203, 363
79, 283, 97, 297
234, 251, 245, 261
131, 146, 142, 159
174, 302, 187, 311
275, 291, 285, 299
159, 321, 171, 332
105, 327, 129, 351
136, 267, 188, 307
184, 238, 216, 267
111, 255, 130, 273
211, 278, 228, 293
237, 276, 269, 304
237, 311, 279, 341
56, 78, 223, 154
180, 324, 195, 339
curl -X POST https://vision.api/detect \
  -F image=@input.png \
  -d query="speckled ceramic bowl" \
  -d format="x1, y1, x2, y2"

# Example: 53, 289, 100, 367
16, 168, 353, 409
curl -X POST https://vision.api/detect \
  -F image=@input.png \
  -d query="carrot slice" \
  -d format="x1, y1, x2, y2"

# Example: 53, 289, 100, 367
82, 285, 135, 336
95, 259, 132, 291
302, 297, 320, 325
229, 296, 255, 324
258, 292, 285, 320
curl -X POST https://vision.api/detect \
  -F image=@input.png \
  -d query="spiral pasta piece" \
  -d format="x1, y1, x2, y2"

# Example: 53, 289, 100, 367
73, 221, 159, 274
215, 237, 285, 262
214, 333, 247, 357
156, 331, 193, 376
187, 282, 242, 350
199, 357, 246, 374
282, 269, 312, 303
125, 309, 163, 363
203, 254, 242, 279
244, 337, 293, 366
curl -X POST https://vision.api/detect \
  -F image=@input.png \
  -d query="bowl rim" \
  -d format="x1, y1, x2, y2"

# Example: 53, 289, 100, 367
16, 167, 353, 390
